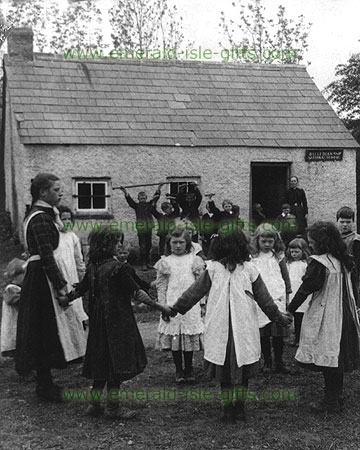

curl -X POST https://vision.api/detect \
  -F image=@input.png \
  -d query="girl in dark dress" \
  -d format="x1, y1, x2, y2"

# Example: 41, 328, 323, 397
68, 229, 168, 419
288, 221, 360, 413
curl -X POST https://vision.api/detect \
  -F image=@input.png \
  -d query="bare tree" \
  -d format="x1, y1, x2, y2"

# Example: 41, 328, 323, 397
109, 0, 184, 51
219, 0, 311, 64
4, 0, 104, 53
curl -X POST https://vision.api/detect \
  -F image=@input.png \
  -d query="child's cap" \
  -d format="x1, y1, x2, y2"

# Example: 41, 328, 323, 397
281, 203, 291, 210
336, 206, 355, 221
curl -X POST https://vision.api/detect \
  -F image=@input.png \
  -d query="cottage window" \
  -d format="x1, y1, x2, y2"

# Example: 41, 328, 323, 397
73, 179, 111, 214
166, 176, 201, 196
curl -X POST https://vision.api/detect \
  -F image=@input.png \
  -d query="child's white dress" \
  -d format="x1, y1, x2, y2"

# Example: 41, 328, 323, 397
287, 260, 310, 313
1, 284, 21, 354
252, 252, 286, 328
155, 253, 204, 351
55, 231, 88, 322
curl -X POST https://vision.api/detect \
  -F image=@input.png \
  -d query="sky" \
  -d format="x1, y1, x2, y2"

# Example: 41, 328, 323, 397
94, 0, 360, 91
179, 0, 360, 90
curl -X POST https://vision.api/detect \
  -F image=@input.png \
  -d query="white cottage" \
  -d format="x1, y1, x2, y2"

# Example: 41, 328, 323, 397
1, 28, 359, 248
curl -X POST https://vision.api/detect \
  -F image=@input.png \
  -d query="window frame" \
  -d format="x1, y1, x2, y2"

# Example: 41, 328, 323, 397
73, 177, 112, 217
166, 176, 201, 196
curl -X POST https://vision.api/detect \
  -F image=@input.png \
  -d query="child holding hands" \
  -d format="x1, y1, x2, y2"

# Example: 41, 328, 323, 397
162, 230, 291, 423
251, 227, 292, 374
67, 228, 168, 419
154, 227, 204, 384
288, 221, 360, 413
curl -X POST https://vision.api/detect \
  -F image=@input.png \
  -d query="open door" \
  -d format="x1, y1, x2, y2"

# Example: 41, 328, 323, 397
251, 163, 290, 220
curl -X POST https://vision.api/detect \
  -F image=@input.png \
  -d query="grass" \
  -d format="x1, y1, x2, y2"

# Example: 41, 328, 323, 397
1, 240, 360, 449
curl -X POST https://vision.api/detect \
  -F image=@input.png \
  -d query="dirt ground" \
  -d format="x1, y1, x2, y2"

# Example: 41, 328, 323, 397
1, 241, 360, 449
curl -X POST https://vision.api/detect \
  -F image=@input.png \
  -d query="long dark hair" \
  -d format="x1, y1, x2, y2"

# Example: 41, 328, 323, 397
208, 230, 250, 272
88, 228, 124, 264
25, 173, 60, 218
308, 221, 354, 272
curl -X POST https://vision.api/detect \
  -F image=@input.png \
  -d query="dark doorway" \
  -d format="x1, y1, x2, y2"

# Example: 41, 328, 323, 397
251, 163, 290, 220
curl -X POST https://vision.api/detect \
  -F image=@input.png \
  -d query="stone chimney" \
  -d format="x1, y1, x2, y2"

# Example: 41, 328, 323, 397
7, 27, 34, 61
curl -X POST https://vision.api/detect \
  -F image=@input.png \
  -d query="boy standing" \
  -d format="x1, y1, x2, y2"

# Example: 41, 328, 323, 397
177, 182, 202, 242
336, 206, 360, 291
151, 185, 180, 256
120, 186, 159, 270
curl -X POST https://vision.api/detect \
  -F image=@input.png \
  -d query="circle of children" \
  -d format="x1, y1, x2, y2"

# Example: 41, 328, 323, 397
2, 173, 360, 424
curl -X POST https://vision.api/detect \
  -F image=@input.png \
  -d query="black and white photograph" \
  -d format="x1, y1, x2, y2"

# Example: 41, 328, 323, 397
0, 0, 360, 448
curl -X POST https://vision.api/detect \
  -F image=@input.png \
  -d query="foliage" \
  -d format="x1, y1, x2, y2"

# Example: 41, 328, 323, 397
109, 0, 184, 51
324, 53, 360, 122
0, 6, 12, 49
50, 0, 103, 51
4, 0, 104, 53
219, 0, 311, 64
6, 0, 49, 52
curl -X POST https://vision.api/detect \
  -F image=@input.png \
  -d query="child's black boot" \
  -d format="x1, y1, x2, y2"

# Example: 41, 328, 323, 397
221, 403, 236, 424
273, 337, 291, 374
85, 400, 102, 417
233, 400, 247, 422
104, 400, 137, 420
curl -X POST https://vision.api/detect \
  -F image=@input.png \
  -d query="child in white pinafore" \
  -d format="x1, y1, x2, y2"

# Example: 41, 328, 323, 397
164, 230, 291, 423
251, 226, 292, 374
58, 206, 88, 327
1, 258, 27, 357
286, 238, 311, 346
155, 227, 204, 384
288, 221, 360, 413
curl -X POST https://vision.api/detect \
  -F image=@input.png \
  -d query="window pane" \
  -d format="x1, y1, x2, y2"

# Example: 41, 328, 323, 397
170, 182, 178, 196
78, 184, 91, 196
92, 183, 106, 209
93, 196, 106, 209
78, 196, 91, 209
93, 183, 105, 196
78, 183, 91, 209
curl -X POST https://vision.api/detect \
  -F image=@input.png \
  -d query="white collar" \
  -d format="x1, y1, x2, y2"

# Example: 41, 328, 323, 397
35, 200, 53, 209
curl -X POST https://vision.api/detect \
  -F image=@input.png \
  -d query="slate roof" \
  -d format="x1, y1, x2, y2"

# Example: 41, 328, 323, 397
4, 55, 358, 148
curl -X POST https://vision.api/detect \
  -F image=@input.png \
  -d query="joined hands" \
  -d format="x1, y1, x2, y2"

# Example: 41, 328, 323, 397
277, 312, 293, 327
158, 304, 177, 322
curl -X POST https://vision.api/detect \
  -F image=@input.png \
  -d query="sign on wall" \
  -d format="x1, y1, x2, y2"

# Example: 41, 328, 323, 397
305, 150, 343, 162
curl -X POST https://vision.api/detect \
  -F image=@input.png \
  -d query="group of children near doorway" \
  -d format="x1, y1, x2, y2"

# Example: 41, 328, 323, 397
119, 183, 240, 269
3, 202, 360, 423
